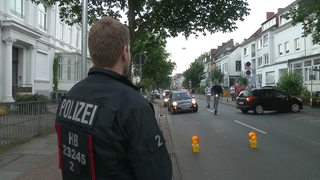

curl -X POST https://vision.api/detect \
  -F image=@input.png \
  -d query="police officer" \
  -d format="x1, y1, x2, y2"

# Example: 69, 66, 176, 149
55, 17, 172, 180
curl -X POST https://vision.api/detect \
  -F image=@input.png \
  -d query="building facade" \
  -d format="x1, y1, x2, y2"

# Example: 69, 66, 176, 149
0, 0, 90, 102
204, 0, 320, 94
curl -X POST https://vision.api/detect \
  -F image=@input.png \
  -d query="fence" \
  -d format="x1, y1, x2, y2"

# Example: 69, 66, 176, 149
0, 100, 58, 150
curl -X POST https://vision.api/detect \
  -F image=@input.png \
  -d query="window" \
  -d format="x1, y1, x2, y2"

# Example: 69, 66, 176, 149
251, 44, 256, 57
257, 39, 262, 50
278, 44, 283, 55
35, 52, 49, 81
312, 59, 320, 80
236, 61, 241, 71
10, 0, 23, 18
58, 56, 81, 81
38, 4, 47, 31
295, 38, 300, 51
285, 42, 289, 53
292, 62, 302, 77
59, 57, 73, 81
263, 34, 268, 46
264, 54, 269, 65
258, 57, 263, 66
244, 47, 248, 56
266, 71, 275, 84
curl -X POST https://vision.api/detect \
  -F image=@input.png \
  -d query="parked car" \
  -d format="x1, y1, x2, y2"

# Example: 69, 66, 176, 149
167, 91, 198, 113
236, 87, 303, 114
163, 90, 172, 107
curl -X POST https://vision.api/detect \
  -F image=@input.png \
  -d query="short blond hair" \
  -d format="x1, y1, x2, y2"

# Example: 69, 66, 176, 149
88, 17, 130, 67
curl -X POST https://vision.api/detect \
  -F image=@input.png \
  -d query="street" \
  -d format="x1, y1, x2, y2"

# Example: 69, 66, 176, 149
166, 98, 320, 180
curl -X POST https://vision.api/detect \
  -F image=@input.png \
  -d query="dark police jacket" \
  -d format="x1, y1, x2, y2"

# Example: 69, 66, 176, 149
55, 67, 172, 180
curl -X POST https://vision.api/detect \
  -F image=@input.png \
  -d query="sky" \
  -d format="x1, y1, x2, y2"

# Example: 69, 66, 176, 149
166, 0, 296, 75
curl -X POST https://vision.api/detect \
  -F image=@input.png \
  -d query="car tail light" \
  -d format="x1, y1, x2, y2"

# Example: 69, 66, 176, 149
246, 96, 257, 102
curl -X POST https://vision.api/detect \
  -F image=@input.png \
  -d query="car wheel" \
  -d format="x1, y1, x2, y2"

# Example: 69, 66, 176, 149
171, 107, 176, 114
241, 109, 248, 113
193, 107, 198, 112
291, 103, 300, 113
254, 105, 264, 114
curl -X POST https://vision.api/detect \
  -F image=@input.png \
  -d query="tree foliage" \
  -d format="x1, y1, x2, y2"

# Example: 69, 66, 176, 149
238, 76, 248, 87
284, 0, 320, 44
211, 68, 224, 83
194, 52, 210, 63
30, 0, 250, 43
182, 62, 206, 90
277, 72, 304, 96
132, 32, 175, 90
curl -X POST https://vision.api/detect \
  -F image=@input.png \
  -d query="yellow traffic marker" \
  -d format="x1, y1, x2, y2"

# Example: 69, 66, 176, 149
248, 131, 257, 149
191, 135, 200, 153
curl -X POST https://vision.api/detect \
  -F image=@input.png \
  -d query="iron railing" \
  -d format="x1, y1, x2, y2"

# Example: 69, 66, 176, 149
0, 101, 58, 149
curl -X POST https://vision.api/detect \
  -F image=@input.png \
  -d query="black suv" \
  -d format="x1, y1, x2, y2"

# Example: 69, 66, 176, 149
236, 87, 303, 114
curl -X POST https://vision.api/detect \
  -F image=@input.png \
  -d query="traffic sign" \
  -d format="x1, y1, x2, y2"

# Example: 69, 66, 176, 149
134, 53, 147, 65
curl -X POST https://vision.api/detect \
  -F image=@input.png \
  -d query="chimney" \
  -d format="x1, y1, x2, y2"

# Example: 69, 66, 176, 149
266, 12, 275, 20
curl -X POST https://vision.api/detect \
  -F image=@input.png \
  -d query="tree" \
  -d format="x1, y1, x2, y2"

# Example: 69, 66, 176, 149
132, 32, 175, 90
211, 68, 224, 83
194, 52, 210, 63
238, 76, 248, 87
31, 0, 249, 79
284, 0, 320, 44
30, 0, 250, 45
277, 72, 304, 96
182, 62, 206, 90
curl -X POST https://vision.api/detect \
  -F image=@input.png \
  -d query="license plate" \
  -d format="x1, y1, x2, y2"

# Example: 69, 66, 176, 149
239, 102, 244, 105
181, 105, 190, 110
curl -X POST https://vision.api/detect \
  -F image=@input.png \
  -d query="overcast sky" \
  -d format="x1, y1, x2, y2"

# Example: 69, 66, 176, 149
166, 0, 296, 75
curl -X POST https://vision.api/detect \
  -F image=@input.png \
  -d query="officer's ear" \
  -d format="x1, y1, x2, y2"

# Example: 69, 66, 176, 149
122, 45, 130, 62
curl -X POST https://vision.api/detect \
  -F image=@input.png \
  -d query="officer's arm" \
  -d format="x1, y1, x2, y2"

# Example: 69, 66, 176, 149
127, 105, 172, 180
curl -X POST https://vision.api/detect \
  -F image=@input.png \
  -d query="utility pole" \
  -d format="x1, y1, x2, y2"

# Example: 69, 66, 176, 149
81, 0, 88, 79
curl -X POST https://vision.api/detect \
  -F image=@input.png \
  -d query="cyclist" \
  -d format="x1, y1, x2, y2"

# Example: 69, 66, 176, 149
205, 85, 211, 108
211, 80, 223, 115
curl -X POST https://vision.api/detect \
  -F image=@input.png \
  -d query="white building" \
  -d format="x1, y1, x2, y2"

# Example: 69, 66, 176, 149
257, 1, 320, 92
0, 1, 90, 102
214, 39, 241, 87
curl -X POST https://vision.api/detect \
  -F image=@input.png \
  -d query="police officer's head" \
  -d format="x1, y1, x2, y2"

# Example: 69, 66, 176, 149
88, 17, 131, 76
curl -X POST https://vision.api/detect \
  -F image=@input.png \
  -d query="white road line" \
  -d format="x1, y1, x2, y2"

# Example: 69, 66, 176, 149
234, 120, 267, 134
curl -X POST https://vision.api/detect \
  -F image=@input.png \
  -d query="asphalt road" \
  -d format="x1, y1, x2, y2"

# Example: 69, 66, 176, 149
166, 98, 320, 180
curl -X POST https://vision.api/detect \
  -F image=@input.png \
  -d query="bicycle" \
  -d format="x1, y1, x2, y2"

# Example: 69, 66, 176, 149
206, 93, 211, 108
213, 94, 220, 115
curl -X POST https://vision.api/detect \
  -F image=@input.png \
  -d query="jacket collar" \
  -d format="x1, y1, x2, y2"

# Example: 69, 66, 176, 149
88, 67, 139, 91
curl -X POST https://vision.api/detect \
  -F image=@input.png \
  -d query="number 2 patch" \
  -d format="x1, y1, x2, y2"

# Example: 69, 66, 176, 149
146, 133, 166, 153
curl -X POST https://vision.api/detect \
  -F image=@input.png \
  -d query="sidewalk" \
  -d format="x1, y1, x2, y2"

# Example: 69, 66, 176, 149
0, 133, 61, 180
0, 101, 177, 180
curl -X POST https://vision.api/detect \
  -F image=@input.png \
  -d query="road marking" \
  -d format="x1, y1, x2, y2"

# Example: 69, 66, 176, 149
277, 129, 320, 146
207, 109, 220, 115
234, 120, 267, 134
